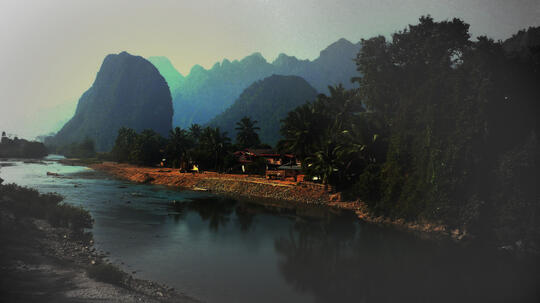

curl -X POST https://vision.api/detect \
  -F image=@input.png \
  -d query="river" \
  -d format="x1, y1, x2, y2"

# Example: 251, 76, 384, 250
0, 156, 538, 303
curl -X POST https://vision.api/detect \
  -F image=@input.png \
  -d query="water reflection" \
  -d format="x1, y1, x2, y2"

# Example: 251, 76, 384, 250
169, 197, 235, 231
2, 160, 539, 303
172, 198, 539, 303
275, 215, 540, 303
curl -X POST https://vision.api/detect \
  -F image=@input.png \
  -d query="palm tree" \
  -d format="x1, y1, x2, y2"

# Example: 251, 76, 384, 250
303, 120, 354, 187
279, 102, 327, 159
199, 127, 231, 171
235, 116, 261, 149
166, 127, 193, 168
280, 84, 376, 187
132, 129, 166, 166
112, 127, 138, 162
189, 124, 202, 143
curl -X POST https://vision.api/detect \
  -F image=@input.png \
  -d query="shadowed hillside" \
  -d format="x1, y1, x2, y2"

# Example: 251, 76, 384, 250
208, 75, 318, 146
52, 52, 173, 152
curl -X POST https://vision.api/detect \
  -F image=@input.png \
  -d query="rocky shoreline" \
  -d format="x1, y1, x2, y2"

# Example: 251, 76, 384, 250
0, 184, 197, 303
90, 162, 468, 241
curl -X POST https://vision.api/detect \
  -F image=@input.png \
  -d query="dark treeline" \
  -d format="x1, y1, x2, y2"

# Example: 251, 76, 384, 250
46, 137, 97, 159
0, 131, 48, 158
279, 17, 539, 246
111, 120, 266, 172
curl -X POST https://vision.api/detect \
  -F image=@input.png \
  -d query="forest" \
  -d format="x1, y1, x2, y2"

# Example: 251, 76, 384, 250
279, 17, 539, 245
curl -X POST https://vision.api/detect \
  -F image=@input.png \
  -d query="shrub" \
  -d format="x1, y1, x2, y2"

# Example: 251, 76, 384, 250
49, 204, 93, 232
347, 164, 382, 206
0, 184, 93, 232
87, 263, 125, 285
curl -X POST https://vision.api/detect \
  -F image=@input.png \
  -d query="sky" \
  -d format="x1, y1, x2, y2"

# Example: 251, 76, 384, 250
0, 0, 539, 139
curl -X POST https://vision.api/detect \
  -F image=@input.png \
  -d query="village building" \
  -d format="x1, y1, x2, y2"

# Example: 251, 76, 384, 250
233, 149, 304, 181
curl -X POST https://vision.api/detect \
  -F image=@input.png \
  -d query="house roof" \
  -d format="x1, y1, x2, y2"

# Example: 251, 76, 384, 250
235, 149, 296, 158
278, 164, 302, 170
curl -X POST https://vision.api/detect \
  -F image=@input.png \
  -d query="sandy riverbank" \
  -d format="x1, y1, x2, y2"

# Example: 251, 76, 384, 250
89, 162, 467, 241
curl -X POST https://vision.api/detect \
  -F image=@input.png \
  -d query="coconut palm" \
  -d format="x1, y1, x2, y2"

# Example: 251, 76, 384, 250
166, 127, 193, 168
199, 127, 231, 171
189, 123, 202, 143
279, 103, 325, 159
235, 116, 261, 149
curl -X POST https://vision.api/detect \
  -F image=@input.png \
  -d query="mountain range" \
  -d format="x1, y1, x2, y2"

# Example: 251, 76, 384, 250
151, 38, 362, 128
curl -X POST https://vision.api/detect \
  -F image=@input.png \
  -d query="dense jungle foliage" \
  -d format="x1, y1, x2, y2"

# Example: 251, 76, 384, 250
279, 17, 539, 246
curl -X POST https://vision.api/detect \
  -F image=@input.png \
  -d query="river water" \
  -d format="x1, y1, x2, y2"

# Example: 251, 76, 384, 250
0, 156, 538, 303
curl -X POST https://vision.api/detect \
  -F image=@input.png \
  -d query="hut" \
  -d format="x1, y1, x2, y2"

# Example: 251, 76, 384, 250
266, 162, 304, 182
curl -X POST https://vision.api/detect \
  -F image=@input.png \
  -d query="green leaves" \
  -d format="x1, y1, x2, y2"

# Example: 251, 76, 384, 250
235, 116, 261, 149
165, 127, 194, 169
280, 84, 384, 188
112, 125, 232, 172
198, 127, 232, 172
350, 16, 540, 242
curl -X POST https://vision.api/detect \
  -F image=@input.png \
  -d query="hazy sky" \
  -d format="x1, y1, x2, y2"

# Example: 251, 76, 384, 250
1, 0, 539, 138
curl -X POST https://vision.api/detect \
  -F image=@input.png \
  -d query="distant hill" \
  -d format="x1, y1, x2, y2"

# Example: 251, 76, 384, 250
169, 38, 361, 128
147, 56, 184, 96
52, 51, 173, 152
208, 75, 318, 146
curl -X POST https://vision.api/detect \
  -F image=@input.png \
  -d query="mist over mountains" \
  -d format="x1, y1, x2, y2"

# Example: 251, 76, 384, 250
155, 38, 362, 128
147, 56, 185, 97
47, 38, 362, 151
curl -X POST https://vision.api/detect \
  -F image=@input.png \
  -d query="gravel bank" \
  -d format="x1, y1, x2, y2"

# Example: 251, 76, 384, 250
0, 187, 197, 303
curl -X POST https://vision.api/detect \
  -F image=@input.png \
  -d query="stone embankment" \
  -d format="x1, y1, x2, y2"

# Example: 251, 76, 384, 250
90, 162, 467, 241
90, 162, 333, 204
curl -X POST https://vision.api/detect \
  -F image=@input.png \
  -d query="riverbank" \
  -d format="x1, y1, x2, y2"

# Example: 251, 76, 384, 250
90, 162, 335, 204
89, 162, 468, 241
0, 183, 196, 302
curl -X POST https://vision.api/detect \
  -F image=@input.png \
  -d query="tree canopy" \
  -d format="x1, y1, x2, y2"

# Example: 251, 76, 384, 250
235, 116, 261, 149
280, 17, 539, 247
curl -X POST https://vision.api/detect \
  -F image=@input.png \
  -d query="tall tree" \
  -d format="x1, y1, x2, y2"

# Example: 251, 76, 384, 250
198, 127, 231, 171
131, 129, 166, 166
353, 17, 540, 246
112, 127, 138, 163
189, 124, 202, 143
165, 127, 193, 168
235, 116, 261, 149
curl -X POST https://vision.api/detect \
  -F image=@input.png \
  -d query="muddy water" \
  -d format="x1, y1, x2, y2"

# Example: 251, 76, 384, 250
1, 156, 538, 303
